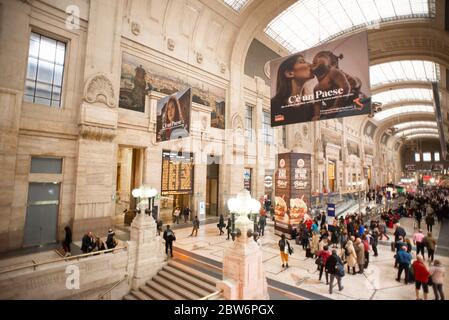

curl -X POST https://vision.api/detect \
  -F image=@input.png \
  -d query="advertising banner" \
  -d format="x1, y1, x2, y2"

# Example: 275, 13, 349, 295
274, 153, 312, 238
270, 31, 371, 126
156, 87, 191, 142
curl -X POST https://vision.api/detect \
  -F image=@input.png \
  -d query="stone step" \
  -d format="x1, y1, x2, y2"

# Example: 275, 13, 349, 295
152, 275, 201, 300
158, 270, 210, 298
146, 279, 185, 300
130, 290, 151, 300
123, 294, 137, 300
162, 265, 217, 293
167, 260, 218, 286
140, 284, 168, 300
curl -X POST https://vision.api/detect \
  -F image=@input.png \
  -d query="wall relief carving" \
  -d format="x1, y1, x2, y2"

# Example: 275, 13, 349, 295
231, 113, 243, 131
79, 124, 116, 141
84, 74, 116, 108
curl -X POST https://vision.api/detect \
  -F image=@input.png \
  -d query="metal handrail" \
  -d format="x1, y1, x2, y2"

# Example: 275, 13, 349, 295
98, 274, 129, 300
199, 290, 222, 300
0, 245, 128, 275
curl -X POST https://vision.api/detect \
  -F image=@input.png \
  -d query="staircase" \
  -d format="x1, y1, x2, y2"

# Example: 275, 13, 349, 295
123, 260, 223, 300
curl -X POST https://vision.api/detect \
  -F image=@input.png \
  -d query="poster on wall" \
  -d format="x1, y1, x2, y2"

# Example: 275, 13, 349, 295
119, 53, 226, 128
156, 87, 191, 142
274, 153, 312, 238
269, 32, 371, 126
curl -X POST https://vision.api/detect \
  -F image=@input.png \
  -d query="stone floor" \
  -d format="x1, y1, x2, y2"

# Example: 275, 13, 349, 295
171, 217, 449, 300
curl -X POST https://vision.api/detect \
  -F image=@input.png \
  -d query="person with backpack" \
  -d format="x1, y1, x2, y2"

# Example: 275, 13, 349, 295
325, 249, 345, 294
278, 234, 292, 268
316, 245, 331, 284
163, 225, 176, 257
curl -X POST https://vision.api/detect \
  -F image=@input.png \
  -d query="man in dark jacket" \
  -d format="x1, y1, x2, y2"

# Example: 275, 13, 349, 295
258, 215, 267, 236
183, 207, 191, 223
106, 229, 116, 249
62, 226, 72, 257
81, 231, 94, 254
325, 250, 344, 294
163, 225, 176, 257
394, 223, 406, 242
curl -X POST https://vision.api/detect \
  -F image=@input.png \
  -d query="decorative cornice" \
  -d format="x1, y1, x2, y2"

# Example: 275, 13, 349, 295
83, 74, 116, 108
79, 124, 116, 141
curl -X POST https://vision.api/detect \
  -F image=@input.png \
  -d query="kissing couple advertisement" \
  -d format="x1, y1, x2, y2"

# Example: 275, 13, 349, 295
270, 31, 371, 126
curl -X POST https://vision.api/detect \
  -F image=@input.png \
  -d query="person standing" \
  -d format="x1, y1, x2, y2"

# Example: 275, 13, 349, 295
106, 228, 117, 249
413, 229, 426, 258
278, 234, 292, 268
226, 216, 232, 240
258, 215, 267, 236
425, 214, 435, 233
183, 206, 191, 223
163, 225, 176, 258
191, 216, 200, 237
424, 232, 436, 262
345, 238, 357, 275
362, 234, 370, 269
415, 209, 422, 230
300, 224, 310, 250
354, 238, 365, 274
81, 231, 94, 254
316, 245, 331, 284
62, 226, 72, 257
325, 249, 344, 294
429, 260, 445, 300
217, 214, 225, 235
311, 232, 320, 258
395, 246, 412, 284
412, 255, 430, 300
173, 207, 180, 224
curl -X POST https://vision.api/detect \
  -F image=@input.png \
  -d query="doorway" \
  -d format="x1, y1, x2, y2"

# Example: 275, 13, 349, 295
328, 162, 336, 192
206, 155, 219, 217
23, 182, 60, 247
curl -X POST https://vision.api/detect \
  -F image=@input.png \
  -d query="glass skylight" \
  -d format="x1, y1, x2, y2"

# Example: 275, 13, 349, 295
393, 121, 437, 131
394, 128, 439, 137
405, 133, 440, 140
372, 88, 433, 106
370, 60, 438, 87
265, 0, 432, 53
374, 105, 434, 121
223, 0, 250, 12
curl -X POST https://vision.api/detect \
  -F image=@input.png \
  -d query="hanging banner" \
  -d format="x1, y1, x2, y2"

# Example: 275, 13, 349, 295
270, 31, 371, 126
156, 87, 192, 142
274, 153, 312, 238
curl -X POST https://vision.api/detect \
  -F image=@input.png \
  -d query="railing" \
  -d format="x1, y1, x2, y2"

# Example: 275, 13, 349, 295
199, 290, 222, 300
0, 245, 128, 276
98, 274, 129, 300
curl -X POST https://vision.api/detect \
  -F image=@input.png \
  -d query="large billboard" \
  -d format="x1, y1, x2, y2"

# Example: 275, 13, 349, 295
274, 153, 312, 238
270, 32, 371, 126
156, 87, 191, 142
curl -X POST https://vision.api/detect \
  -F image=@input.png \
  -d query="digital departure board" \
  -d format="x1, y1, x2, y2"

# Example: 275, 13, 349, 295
161, 150, 194, 195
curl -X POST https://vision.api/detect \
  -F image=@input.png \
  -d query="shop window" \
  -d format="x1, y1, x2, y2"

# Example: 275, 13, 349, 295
24, 32, 66, 107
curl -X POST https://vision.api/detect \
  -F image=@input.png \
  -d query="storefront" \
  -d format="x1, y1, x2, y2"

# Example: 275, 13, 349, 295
160, 150, 194, 224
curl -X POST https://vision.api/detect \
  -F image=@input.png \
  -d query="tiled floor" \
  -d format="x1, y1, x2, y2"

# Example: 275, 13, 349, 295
171, 216, 449, 300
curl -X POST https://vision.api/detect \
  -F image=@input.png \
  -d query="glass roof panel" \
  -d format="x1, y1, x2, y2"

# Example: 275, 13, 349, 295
370, 60, 438, 87
373, 105, 434, 121
371, 88, 433, 106
393, 121, 437, 131
405, 133, 440, 140
223, 0, 250, 12
265, 0, 432, 53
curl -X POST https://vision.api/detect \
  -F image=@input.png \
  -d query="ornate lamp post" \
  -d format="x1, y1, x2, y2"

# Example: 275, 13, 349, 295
132, 185, 158, 218
218, 189, 269, 300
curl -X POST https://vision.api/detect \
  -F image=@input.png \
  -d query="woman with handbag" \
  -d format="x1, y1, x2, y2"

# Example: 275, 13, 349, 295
278, 234, 292, 268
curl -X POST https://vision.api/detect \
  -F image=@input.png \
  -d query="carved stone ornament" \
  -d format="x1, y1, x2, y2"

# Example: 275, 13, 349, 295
79, 124, 116, 141
167, 38, 175, 51
302, 124, 308, 137
84, 74, 116, 108
219, 62, 226, 74
131, 21, 141, 35
231, 113, 244, 131
294, 131, 302, 147
196, 52, 203, 64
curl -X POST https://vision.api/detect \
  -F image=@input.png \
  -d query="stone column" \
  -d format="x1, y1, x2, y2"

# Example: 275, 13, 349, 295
127, 212, 166, 290
218, 195, 269, 300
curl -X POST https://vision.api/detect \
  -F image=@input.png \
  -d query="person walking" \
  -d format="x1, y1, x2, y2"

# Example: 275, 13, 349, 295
217, 214, 225, 235
395, 246, 412, 284
429, 260, 445, 300
191, 216, 200, 237
424, 232, 436, 262
412, 254, 430, 300
278, 234, 292, 268
354, 238, 365, 274
378, 221, 389, 240
316, 245, 331, 284
325, 249, 345, 294
413, 229, 426, 258
163, 225, 176, 258
258, 215, 267, 236
226, 216, 232, 240
300, 225, 310, 250
345, 238, 357, 275
62, 226, 72, 257
371, 228, 379, 257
